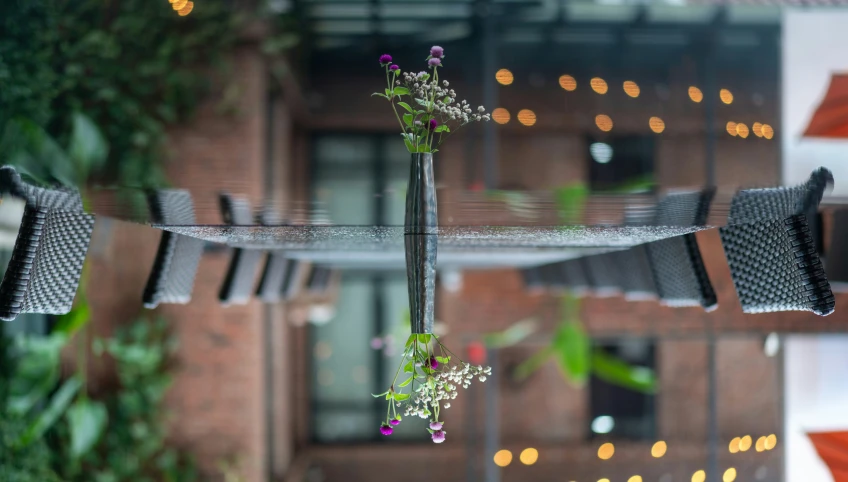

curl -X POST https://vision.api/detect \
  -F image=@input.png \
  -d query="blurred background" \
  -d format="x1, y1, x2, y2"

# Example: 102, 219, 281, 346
3, 0, 848, 481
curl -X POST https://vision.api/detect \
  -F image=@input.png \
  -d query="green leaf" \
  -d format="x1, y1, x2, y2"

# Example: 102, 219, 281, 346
483, 319, 538, 348
371, 93, 389, 99
8, 333, 68, 415
385, 88, 392, 97
551, 320, 590, 386
512, 346, 554, 381
393, 87, 409, 96
68, 112, 108, 177
414, 98, 434, 110
435, 356, 450, 365
403, 113, 413, 127
19, 376, 83, 447
554, 183, 589, 225
397, 102, 413, 113
416, 334, 432, 344
67, 398, 108, 458
403, 361, 413, 373
404, 335, 415, 348
394, 393, 410, 402
53, 300, 91, 338
443, 96, 451, 104
591, 349, 657, 394
398, 377, 413, 388
434, 125, 449, 133
371, 391, 389, 398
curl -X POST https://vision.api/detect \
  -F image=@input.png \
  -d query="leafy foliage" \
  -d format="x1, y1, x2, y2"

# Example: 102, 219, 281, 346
513, 296, 657, 394
0, 413, 63, 482
0, 0, 240, 188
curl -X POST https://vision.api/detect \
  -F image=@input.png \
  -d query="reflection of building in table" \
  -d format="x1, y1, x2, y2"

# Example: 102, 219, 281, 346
45, 4, 848, 482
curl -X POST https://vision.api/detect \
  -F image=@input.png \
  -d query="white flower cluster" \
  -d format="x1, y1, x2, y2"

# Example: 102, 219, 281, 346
399, 72, 491, 125
402, 362, 493, 419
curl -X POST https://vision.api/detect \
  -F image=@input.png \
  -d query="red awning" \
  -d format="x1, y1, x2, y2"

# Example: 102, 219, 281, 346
808, 431, 848, 482
803, 74, 848, 139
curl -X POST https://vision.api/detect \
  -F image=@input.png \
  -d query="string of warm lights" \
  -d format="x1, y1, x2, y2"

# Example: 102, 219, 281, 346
494, 69, 774, 139
168, 0, 195, 16
491, 434, 777, 481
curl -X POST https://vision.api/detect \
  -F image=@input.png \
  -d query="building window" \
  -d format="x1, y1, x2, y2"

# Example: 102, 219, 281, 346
587, 135, 655, 192
589, 338, 656, 440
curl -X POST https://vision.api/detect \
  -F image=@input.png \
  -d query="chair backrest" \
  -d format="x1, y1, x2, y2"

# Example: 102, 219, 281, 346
142, 189, 203, 308
0, 167, 94, 321
645, 189, 717, 310
218, 193, 262, 306
719, 168, 835, 316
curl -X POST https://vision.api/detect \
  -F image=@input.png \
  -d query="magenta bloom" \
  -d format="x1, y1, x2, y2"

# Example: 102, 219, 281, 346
431, 430, 446, 444
428, 119, 438, 131
379, 54, 393, 64
429, 421, 443, 430
390, 419, 401, 426
390, 64, 399, 71
380, 424, 393, 436
430, 46, 444, 58
428, 58, 441, 67
425, 355, 439, 368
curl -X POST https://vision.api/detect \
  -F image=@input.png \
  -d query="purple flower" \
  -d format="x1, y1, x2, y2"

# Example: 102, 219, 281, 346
428, 119, 438, 131
428, 58, 441, 68
380, 424, 393, 436
390, 64, 400, 71
430, 46, 444, 58
390, 418, 401, 426
429, 421, 443, 430
379, 54, 393, 65
431, 430, 446, 444
370, 337, 384, 350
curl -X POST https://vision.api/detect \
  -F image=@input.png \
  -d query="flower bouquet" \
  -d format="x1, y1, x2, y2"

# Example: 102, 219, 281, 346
373, 334, 491, 444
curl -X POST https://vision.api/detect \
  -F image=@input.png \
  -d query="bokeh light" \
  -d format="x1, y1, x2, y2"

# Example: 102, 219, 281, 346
689, 86, 703, 103
496, 69, 514, 86
520, 448, 539, 465
765, 434, 777, 450
756, 436, 767, 452
591, 77, 609, 94
517, 109, 536, 126
623, 81, 640, 98
595, 114, 613, 132
729, 437, 741, 453
652, 441, 668, 458
177, 1, 194, 15
559, 75, 577, 91
720, 88, 734, 104
692, 470, 706, 482
762, 124, 774, 139
493, 450, 513, 467
723, 468, 737, 482
649, 117, 665, 134
753, 122, 763, 137
173, 0, 188, 9
599, 479, 610, 482
736, 123, 750, 138
629, 476, 643, 482
598, 442, 615, 460
739, 435, 753, 452
492, 108, 510, 125
726, 122, 738, 136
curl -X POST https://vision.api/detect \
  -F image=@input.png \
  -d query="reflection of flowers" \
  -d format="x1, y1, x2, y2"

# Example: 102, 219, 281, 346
373, 334, 491, 444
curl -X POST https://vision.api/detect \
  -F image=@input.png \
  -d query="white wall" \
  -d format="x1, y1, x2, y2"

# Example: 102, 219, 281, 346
785, 335, 848, 482
782, 10, 848, 196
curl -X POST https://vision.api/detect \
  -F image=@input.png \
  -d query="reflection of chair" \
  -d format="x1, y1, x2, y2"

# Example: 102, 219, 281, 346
142, 190, 203, 309
218, 194, 263, 306
0, 167, 95, 321
645, 190, 717, 310
583, 252, 622, 297
719, 168, 835, 316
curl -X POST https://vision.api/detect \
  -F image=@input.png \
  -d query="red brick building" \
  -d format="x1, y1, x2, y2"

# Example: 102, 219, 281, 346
85, 5, 848, 482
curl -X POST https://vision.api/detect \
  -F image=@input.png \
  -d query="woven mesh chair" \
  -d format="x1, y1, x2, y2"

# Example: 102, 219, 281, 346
218, 194, 263, 305
142, 190, 203, 308
583, 252, 623, 297
644, 189, 717, 310
719, 167, 835, 316
0, 166, 95, 321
